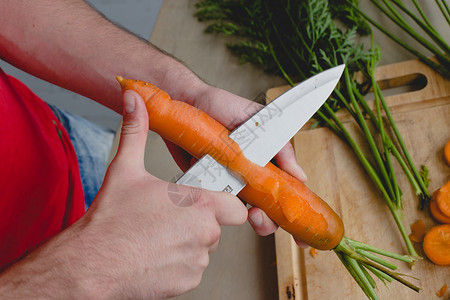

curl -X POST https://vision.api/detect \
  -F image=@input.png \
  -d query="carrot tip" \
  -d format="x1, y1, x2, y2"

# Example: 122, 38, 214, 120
116, 76, 124, 83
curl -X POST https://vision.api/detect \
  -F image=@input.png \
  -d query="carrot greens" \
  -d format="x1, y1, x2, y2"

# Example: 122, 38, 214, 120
193, 0, 438, 297
345, 0, 450, 78
194, 0, 430, 250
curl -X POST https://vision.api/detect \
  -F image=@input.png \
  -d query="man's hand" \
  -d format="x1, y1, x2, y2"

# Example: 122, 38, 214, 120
0, 91, 247, 299
82, 90, 247, 298
161, 80, 308, 240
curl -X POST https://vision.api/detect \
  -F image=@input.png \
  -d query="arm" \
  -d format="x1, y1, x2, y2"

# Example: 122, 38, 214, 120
0, 0, 183, 114
0, 0, 304, 233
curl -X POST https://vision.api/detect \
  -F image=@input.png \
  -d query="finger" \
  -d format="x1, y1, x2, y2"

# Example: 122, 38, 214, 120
294, 238, 309, 249
190, 157, 198, 166
207, 191, 247, 226
273, 142, 307, 182
209, 234, 221, 254
163, 139, 193, 172
113, 90, 149, 171
247, 207, 278, 236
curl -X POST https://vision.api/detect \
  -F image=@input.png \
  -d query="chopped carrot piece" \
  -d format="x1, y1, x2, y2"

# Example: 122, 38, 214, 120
409, 219, 426, 243
310, 248, 318, 258
436, 181, 450, 218
436, 283, 447, 297
423, 224, 450, 266
445, 140, 450, 166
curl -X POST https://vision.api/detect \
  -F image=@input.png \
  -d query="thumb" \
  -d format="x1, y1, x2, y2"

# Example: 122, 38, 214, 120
113, 90, 149, 171
208, 191, 247, 226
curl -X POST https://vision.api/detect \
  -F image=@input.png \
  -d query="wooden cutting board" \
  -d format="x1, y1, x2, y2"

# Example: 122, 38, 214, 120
267, 59, 450, 300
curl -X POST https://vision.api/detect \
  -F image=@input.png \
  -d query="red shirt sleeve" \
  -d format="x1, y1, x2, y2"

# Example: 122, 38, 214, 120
0, 69, 85, 271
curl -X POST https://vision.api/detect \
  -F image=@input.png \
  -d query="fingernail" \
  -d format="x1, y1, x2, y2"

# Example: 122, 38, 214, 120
249, 211, 263, 226
123, 90, 137, 114
298, 165, 307, 181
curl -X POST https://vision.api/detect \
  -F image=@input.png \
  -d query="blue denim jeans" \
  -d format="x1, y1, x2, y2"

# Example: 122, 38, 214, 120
49, 105, 115, 210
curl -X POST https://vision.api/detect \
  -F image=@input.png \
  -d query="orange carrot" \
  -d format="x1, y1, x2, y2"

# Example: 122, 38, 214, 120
436, 181, 450, 218
408, 219, 426, 243
436, 283, 447, 298
423, 224, 450, 266
444, 140, 450, 166
310, 248, 318, 258
116, 77, 344, 250
430, 190, 450, 224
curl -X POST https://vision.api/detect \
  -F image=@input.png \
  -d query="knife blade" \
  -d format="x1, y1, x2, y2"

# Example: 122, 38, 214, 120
176, 65, 345, 195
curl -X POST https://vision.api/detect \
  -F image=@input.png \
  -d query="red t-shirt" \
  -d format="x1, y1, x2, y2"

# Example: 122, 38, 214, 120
0, 69, 85, 271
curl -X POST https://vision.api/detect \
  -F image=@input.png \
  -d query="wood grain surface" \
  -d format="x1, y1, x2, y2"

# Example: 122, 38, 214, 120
274, 59, 450, 299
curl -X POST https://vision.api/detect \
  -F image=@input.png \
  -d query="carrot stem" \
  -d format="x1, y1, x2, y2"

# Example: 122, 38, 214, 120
365, 265, 394, 284
346, 237, 417, 263
267, 3, 308, 81
361, 264, 377, 289
367, 45, 402, 208
316, 110, 345, 139
321, 103, 385, 198
413, 0, 437, 31
319, 99, 419, 257
354, 5, 450, 78
386, 146, 401, 208
265, 34, 294, 86
346, 256, 379, 300
374, 82, 431, 207
356, 249, 398, 270
343, 68, 396, 202
333, 88, 359, 123
336, 252, 372, 296
391, 0, 450, 54
353, 76, 426, 205
335, 237, 421, 292
372, 0, 450, 67
436, 0, 450, 26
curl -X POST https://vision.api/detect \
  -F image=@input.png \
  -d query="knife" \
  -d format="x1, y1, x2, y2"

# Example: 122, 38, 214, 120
176, 65, 345, 195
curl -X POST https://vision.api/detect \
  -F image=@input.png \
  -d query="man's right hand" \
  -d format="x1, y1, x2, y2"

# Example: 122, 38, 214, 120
0, 90, 247, 299
80, 90, 247, 299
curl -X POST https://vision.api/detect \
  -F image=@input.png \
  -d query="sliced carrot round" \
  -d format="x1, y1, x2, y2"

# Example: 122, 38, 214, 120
423, 224, 450, 266
436, 181, 450, 218
445, 140, 450, 166
431, 199, 450, 224
430, 189, 450, 224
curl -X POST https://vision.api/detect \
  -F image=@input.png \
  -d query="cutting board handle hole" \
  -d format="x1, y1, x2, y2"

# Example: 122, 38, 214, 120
365, 73, 427, 100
